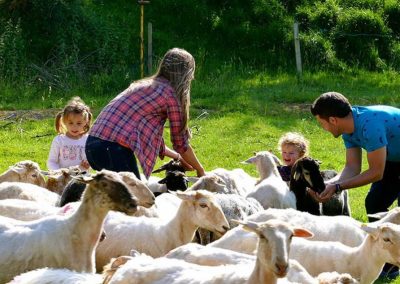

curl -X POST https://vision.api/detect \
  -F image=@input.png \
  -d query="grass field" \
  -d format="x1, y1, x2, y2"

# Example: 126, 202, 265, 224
1, 69, 400, 283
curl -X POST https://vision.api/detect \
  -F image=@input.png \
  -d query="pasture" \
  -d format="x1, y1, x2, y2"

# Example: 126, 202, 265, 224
1, 69, 400, 283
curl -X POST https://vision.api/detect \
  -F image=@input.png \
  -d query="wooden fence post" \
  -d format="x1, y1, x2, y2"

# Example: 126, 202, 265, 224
293, 22, 302, 78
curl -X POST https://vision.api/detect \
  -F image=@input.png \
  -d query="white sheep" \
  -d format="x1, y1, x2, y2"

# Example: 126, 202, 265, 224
165, 243, 358, 284
0, 170, 138, 283
0, 181, 60, 205
210, 207, 400, 255
0, 160, 46, 187
0, 173, 156, 221
188, 168, 256, 196
59, 171, 155, 208
194, 192, 263, 244
209, 208, 364, 253
243, 151, 296, 210
9, 268, 103, 284
107, 219, 313, 284
289, 222, 400, 284
95, 190, 230, 269
0, 199, 60, 221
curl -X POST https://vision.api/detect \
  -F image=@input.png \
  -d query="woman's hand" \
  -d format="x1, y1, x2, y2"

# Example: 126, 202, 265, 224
179, 158, 194, 171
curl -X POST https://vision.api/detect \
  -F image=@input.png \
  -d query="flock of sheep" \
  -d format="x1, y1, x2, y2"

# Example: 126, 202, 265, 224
0, 151, 399, 283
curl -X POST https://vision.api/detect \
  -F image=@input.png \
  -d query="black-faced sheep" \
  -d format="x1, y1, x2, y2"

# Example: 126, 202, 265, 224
290, 157, 350, 216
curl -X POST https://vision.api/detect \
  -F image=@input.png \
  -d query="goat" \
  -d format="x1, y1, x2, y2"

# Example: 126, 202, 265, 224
107, 219, 313, 284
0, 170, 138, 283
0, 160, 46, 187
290, 157, 350, 216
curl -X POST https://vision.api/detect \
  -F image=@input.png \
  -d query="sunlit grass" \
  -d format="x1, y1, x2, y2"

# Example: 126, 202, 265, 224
1, 69, 400, 283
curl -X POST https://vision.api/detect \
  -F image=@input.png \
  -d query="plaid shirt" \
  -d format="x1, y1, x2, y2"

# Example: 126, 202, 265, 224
89, 77, 189, 178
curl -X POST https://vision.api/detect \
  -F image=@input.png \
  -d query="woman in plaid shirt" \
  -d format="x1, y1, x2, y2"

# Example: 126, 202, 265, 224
85, 48, 205, 179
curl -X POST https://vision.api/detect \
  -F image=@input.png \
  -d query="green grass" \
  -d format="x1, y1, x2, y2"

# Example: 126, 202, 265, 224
1, 69, 400, 283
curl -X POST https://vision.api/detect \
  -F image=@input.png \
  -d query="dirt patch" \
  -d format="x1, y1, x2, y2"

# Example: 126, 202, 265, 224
0, 109, 60, 121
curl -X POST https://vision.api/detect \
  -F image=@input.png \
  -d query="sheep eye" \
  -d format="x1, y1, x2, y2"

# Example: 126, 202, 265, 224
199, 204, 208, 209
31, 174, 38, 178
383, 238, 392, 243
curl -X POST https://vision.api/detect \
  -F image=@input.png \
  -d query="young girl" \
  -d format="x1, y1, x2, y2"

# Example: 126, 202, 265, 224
277, 132, 309, 182
47, 97, 93, 171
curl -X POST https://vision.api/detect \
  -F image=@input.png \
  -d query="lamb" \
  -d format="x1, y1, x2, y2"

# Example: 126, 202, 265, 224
42, 166, 86, 194
209, 208, 364, 253
9, 268, 103, 284
0, 160, 46, 187
290, 157, 350, 216
243, 151, 296, 209
95, 190, 230, 269
289, 222, 400, 284
0, 169, 138, 283
106, 219, 313, 284
0, 181, 60, 205
59, 171, 155, 208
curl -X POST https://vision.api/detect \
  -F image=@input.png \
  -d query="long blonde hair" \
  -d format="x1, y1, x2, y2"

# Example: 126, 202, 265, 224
55, 97, 92, 134
155, 48, 195, 135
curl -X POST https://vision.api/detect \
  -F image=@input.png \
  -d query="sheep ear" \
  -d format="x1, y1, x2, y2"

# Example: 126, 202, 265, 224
233, 219, 260, 234
315, 160, 322, 165
72, 175, 94, 184
242, 156, 256, 164
172, 190, 195, 201
293, 228, 314, 238
367, 211, 388, 220
10, 167, 25, 174
187, 176, 200, 183
152, 165, 167, 174
292, 167, 301, 181
360, 223, 380, 240
40, 170, 50, 176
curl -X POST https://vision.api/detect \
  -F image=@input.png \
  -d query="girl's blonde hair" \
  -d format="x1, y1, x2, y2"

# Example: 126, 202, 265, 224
155, 48, 195, 135
55, 97, 92, 134
278, 132, 309, 157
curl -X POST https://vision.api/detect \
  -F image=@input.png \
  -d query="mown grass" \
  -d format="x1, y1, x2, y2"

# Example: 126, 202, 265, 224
1, 69, 400, 283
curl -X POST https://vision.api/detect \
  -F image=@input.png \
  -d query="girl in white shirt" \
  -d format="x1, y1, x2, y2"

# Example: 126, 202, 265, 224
47, 97, 93, 170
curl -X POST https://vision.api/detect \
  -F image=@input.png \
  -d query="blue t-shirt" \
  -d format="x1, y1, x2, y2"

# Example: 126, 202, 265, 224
342, 106, 400, 162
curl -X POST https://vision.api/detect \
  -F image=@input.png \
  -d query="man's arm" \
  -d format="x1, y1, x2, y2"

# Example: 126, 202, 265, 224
317, 146, 386, 202
338, 146, 386, 189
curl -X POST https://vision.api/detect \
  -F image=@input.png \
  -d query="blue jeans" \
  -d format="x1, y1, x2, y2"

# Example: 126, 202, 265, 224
365, 160, 400, 221
365, 160, 400, 276
85, 135, 141, 179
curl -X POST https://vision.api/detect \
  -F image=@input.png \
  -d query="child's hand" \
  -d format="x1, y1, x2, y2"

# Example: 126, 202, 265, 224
80, 160, 90, 170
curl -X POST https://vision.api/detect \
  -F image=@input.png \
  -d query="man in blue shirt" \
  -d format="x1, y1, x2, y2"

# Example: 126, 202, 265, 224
310, 91, 400, 279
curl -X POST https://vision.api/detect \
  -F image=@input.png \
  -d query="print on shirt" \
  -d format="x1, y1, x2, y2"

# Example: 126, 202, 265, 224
62, 145, 85, 162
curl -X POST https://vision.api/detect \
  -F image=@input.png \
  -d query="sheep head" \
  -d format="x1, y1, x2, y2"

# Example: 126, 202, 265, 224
290, 157, 325, 194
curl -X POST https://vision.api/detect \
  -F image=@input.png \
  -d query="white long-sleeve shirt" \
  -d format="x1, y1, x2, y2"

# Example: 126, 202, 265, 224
47, 134, 88, 170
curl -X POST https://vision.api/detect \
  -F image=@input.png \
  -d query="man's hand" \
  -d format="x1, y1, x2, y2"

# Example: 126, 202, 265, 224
318, 184, 336, 202
307, 183, 336, 203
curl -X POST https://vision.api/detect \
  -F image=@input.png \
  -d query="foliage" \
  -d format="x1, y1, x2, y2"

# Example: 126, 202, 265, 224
1, 0, 400, 89
384, 0, 400, 37
333, 9, 390, 70
0, 18, 26, 78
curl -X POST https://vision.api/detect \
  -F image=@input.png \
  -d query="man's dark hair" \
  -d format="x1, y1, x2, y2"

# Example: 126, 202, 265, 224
310, 92, 352, 120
